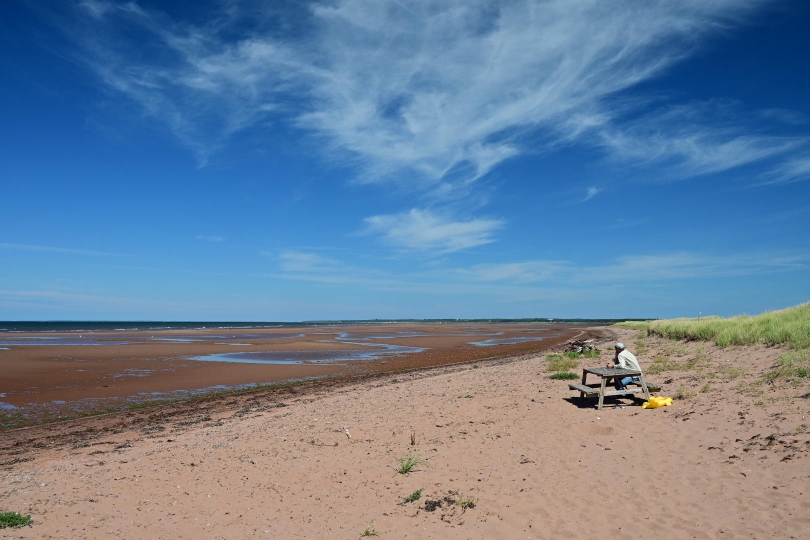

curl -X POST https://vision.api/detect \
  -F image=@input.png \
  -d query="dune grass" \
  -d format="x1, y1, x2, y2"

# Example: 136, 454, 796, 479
0, 512, 32, 529
395, 452, 427, 475
550, 372, 579, 380
361, 520, 380, 537
616, 301, 810, 349
562, 350, 600, 359
673, 386, 695, 400
546, 354, 578, 373
455, 494, 478, 509
764, 349, 810, 381
403, 488, 424, 503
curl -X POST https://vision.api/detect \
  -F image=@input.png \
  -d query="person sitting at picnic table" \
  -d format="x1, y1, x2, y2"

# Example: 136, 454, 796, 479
607, 342, 643, 397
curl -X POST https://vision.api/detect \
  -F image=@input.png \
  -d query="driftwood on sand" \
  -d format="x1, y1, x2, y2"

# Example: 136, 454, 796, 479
563, 338, 598, 353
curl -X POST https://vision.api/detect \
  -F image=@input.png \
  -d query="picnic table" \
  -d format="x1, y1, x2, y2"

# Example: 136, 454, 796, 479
568, 367, 660, 410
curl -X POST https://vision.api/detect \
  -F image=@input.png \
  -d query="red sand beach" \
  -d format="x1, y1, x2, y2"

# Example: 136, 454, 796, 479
1, 326, 808, 539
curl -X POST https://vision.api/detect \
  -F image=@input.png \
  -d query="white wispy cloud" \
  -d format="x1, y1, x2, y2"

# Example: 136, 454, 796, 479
0, 242, 119, 256
60, 0, 798, 191
195, 235, 224, 242
600, 218, 647, 231
759, 155, 810, 186
277, 250, 343, 273
364, 209, 504, 252
79, 0, 112, 19
0, 289, 190, 312
583, 187, 601, 202
758, 108, 808, 126
597, 102, 805, 179
456, 251, 808, 284
269, 249, 809, 304
451, 261, 570, 284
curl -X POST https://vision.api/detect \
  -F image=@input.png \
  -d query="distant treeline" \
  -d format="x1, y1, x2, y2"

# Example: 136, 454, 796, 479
302, 318, 653, 325
0, 318, 655, 332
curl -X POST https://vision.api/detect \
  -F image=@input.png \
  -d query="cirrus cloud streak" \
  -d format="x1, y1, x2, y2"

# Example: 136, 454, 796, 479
364, 209, 504, 252
60, 0, 802, 191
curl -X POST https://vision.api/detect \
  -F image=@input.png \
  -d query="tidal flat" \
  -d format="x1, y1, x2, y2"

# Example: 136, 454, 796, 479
0, 323, 582, 428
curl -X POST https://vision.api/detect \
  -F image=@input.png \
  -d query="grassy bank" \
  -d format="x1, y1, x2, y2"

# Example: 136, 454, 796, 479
616, 301, 810, 349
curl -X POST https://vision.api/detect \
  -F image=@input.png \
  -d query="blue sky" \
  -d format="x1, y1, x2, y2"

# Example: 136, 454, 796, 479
1, 0, 809, 320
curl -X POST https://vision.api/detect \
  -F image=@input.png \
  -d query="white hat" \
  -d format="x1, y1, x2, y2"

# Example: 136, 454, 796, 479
614, 342, 625, 350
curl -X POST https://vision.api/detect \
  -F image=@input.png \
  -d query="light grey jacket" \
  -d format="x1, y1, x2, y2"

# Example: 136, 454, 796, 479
616, 349, 642, 372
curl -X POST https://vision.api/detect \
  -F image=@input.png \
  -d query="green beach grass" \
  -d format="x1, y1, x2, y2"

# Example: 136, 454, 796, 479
550, 372, 579, 380
618, 302, 810, 394
616, 301, 810, 349
764, 349, 810, 381
0, 512, 32, 529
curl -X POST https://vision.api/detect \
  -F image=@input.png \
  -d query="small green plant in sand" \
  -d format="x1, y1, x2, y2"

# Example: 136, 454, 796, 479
396, 452, 427, 475
673, 386, 695, 400
645, 354, 679, 375
738, 380, 765, 398
403, 488, 424, 503
459, 394, 473, 399
718, 366, 745, 380
456, 494, 478, 509
764, 349, 810, 382
361, 520, 380, 537
0, 512, 32, 529
634, 340, 649, 354
700, 383, 714, 393
546, 354, 578, 373
645, 351, 707, 375
550, 372, 579, 380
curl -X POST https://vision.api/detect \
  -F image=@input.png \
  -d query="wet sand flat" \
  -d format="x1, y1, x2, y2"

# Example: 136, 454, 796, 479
0, 323, 582, 427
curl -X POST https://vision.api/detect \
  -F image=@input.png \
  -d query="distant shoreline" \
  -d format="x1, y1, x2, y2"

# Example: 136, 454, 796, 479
0, 319, 648, 333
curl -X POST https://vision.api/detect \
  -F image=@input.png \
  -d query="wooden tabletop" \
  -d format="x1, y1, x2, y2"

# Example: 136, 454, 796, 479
583, 367, 642, 377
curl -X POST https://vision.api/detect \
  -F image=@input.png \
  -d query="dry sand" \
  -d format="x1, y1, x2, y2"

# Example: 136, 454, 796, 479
1, 328, 809, 539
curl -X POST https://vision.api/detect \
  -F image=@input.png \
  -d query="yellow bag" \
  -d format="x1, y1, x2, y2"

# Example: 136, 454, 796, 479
642, 396, 673, 409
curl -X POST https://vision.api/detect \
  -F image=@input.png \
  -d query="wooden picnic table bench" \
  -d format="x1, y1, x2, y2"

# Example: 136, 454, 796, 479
569, 367, 660, 410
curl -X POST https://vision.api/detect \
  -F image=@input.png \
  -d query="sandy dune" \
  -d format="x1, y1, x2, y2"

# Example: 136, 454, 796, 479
1, 328, 809, 539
